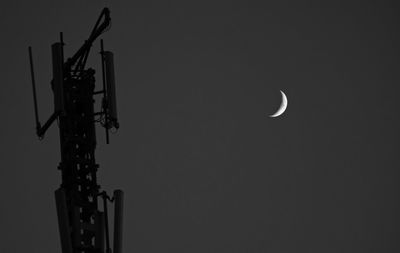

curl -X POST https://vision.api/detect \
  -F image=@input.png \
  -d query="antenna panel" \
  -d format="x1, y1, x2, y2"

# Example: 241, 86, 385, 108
113, 190, 124, 253
95, 211, 105, 251
104, 51, 118, 127
51, 43, 64, 113
55, 189, 73, 253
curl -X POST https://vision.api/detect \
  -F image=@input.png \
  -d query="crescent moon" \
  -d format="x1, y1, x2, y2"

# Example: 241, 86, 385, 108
269, 90, 288, 117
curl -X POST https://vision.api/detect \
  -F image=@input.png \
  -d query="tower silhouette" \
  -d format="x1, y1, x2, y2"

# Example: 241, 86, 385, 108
28, 8, 123, 253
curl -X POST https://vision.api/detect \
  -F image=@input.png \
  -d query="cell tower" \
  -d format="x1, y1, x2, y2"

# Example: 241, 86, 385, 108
28, 8, 123, 253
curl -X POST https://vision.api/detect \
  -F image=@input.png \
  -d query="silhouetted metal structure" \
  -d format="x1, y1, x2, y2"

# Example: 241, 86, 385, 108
28, 8, 123, 253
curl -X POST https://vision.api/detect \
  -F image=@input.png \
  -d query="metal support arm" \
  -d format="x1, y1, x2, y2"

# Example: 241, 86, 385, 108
36, 111, 59, 138
65, 8, 111, 72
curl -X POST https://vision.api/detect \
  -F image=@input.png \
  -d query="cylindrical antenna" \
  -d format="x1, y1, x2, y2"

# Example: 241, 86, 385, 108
102, 193, 112, 253
28, 46, 41, 130
113, 190, 124, 253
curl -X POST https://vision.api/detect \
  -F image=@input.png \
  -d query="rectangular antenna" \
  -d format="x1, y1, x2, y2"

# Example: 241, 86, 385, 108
28, 47, 41, 130
104, 51, 118, 128
95, 211, 105, 252
113, 190, 124, 253
51, 43, 65, 113
55, 189, 73, 253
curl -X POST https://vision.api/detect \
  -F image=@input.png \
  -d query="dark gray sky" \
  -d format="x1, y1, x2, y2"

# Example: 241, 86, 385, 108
1, 1, 400, 252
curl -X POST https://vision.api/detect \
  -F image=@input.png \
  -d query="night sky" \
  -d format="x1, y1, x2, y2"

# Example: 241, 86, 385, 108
1, 1, 400, 252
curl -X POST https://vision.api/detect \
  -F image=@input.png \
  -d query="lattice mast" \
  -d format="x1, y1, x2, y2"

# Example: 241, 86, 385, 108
28, 8, 123, 253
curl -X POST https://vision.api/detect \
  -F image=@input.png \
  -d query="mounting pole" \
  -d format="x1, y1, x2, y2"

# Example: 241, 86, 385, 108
28, 46, 41, 131
100, 39, 110, 144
